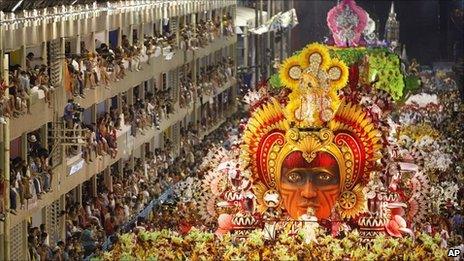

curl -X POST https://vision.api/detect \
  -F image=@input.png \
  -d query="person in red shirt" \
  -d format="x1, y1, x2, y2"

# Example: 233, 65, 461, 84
179, 219, 192, 235
104, 216, 117, 235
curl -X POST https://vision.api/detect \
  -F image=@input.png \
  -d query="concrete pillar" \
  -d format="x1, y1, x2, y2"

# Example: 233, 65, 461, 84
151, 21, 155, 36
117, 28, 123, 47
116, 93, 122, 110
103, 168, 112, 192
174, 17, 180, 48
267, 0, 273, 77
219, 7, 224, 37
60, 195, 66, 241
76, 184, 82, 205
90, 32, 96, 53
153, 20, 158, 35
105, 98, 111, 112
20, 133, 28, 163
1, 114, 11, 261
58, 37, 67, 104
91, 175, 97, 197
137, 24, 143, 42
140, 144, 146, 162
40, 125, 48, 148
127, 87, 134, 105
129, 154, 135, 172
192, 13, 196, 38
104, 29, 110, 46
285, 0, 293, 58
129, 25, 134, 45
19, 45, 27, 69
41, 42, 48, 65
232, 42, 238, 104
117, 159, 124, 180
73, 35, 81, 55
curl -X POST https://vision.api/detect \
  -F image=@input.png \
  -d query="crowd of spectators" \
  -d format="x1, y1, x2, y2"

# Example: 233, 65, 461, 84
0, 12, 237, 260
197, 57, 234, 97
410, 87, 464, 251
178, 71, 195, 109
178, 58, 235, 109
30, 111, 237, 260
418, 69, 458, 93
65, 28, 178, 99
62, 53, 234, 165
0, 132, 53, 224
62, 78, 178, 161
430, 90, 464, 240
397, 67, 464, 247
0, 12, 235, 124
64, 15, 234, 100
222, 13, 235, 37
26, 224, 63, 261
65, 36, 148, 98
0, 53, 54, 124
105, 113, 242, 243
178, 13, 234, 51
180, 19, 219, 51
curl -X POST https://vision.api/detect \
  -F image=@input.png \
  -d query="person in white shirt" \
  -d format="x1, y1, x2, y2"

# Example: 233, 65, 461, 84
108, 193, 116, 210
440, 226, 450, 248
123, 201, 130, 219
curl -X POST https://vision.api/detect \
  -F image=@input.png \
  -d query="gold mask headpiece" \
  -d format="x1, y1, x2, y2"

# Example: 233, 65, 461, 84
242, 44, 382, 219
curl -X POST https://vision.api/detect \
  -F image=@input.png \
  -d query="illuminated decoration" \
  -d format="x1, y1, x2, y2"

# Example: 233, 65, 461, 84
384, 2, 400, 45
242, 43, 382, 221
281, 43, 349, 128
327, 0, 368, 47
278, 56, 303, 90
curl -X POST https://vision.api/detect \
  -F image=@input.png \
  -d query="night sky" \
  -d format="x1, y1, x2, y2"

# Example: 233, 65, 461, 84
291, 0, 463, 65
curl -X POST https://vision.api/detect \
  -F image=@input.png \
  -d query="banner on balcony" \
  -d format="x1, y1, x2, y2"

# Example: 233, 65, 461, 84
249, 8, 299, 35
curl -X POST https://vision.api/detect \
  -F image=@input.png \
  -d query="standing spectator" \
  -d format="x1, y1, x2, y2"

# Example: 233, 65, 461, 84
63, 99, 75, 129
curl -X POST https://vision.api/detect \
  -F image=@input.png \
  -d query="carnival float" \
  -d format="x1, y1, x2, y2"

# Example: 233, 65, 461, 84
97, 1, 462, 260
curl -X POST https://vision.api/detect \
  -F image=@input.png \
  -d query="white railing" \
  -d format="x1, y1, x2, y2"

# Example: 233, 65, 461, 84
0, 0, 236, 28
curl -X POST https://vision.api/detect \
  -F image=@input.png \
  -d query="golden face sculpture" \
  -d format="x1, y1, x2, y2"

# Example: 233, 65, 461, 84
242, 99, 381, 220
241, 44, 382, 220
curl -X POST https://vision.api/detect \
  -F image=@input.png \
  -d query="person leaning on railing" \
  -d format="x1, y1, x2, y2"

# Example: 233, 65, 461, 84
36, 65, 54, 106
82, 127, 96, 163
17, 70, 32, 114
0, 78, 11, 124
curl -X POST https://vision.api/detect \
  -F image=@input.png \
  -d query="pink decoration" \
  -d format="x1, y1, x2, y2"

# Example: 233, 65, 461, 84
327, 0, 368, 47
385, 203, 413, 238
385, 218, 402, 237
215, 214, 234, 236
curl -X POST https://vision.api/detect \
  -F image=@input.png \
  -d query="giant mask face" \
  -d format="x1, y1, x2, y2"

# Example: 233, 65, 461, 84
242, 44, 382, 220
280, 151, 340, 219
